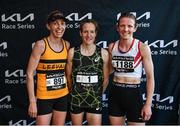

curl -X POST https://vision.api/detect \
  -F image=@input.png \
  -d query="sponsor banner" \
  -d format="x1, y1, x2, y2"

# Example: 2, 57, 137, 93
117, 12, 151, 28
145, 40, 178, 56
4, 69, 26, 85
0, 0, 179, 125
65, 13, 92, 29
0, 95, 12, 110
1, 13, 35, 30
0, 42, 8, 58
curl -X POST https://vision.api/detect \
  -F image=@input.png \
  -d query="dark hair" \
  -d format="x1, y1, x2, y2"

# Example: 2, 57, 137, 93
46, 10, 68, 24
80, 19, 99, 33
117, 12, 137, 27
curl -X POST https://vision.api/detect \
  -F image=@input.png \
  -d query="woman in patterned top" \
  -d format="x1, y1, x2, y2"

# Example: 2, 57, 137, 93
66, 19, 109, 125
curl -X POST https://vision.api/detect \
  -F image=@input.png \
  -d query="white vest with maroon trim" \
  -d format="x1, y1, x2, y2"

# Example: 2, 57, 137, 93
112, 38, 143, 78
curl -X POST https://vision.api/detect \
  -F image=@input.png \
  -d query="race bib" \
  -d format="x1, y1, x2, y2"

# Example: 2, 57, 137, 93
112, 56, 134, 72
76, 75, 98, 83
46, 73, 66, 90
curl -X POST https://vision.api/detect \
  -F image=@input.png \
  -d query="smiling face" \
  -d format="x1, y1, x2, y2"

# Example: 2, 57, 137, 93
46, 19, 66, 38
117, 17, 137, 41
80, 22, 97, 45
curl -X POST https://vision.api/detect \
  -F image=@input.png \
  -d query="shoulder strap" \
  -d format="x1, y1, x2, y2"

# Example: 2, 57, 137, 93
41, 37, 48, 56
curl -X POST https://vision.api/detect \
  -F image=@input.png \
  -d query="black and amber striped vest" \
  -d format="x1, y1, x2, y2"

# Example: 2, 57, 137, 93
36, 37, 69, 99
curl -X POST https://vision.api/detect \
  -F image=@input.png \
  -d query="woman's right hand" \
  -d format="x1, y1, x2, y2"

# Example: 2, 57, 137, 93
28, 102, 37, 118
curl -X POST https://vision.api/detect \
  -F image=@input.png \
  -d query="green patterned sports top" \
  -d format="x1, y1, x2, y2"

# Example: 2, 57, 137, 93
71, 46, 103, 109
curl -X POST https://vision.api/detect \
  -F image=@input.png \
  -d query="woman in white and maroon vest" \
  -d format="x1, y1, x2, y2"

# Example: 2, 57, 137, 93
108, 12, 155, 125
